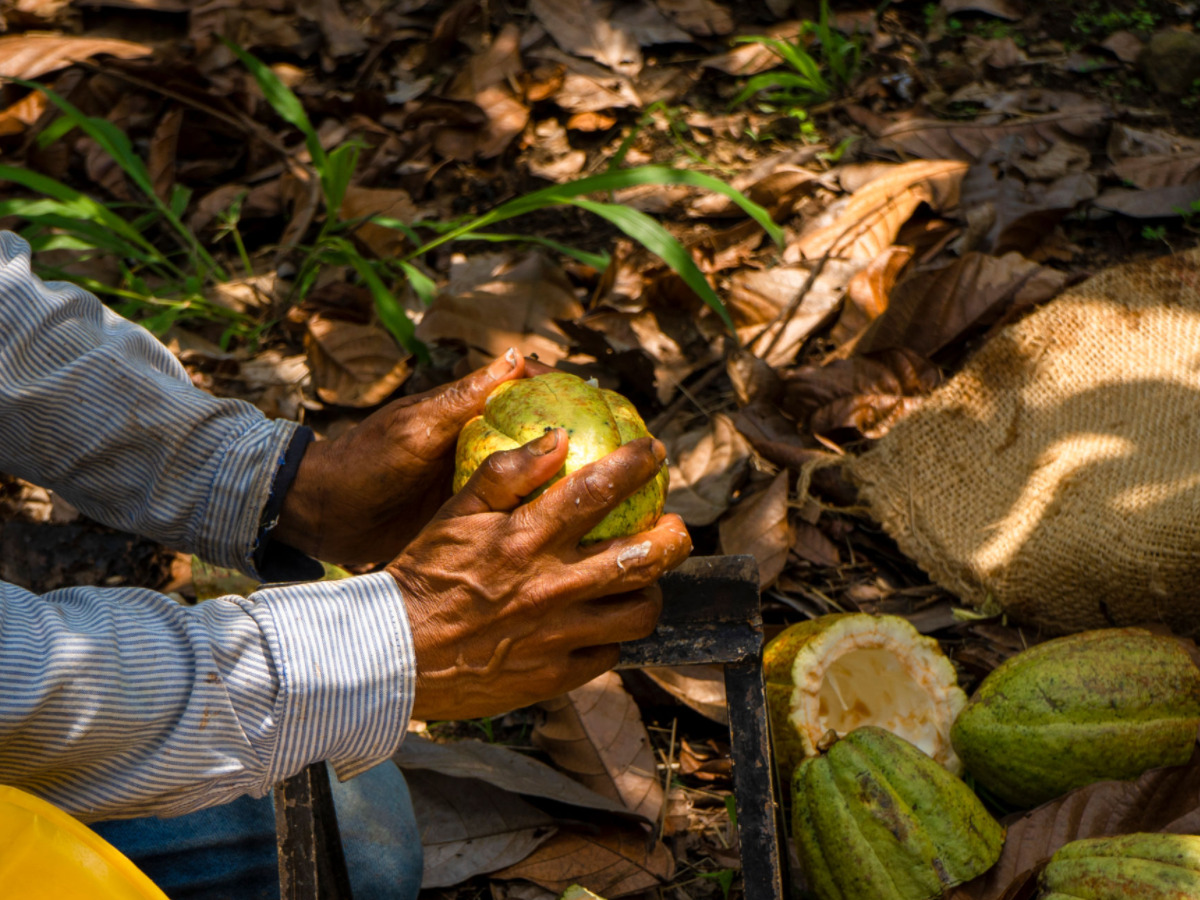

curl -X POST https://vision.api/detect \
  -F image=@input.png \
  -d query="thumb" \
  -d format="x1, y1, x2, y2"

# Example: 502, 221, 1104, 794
441, 428, 568, 517
423, 348, 525, 437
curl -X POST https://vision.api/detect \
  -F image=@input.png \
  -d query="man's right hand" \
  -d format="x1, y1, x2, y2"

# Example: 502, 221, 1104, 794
386, 427, 692, 722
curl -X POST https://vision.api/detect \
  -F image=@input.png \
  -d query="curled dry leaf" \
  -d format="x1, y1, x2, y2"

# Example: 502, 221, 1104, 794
789, 160, 969, 263
662, 413, 752, 527
339, 184, 420, 260
533, 672, 664, 824
730, 260, 861, 367
493, 824, 675, 897
0, 34, 153, 80
1109, 125, 1200, 190
783, 348, 941, 440
0, 89, 47, 138
718, 470, 792, 589
949, 749, 1200, 900
443, 23, 529, 159
828, 245, 914, 352
959, 162, 1097, 254
306, 315, 412, 408
1094, 183, 1200, 218
855, 251, 1071, 359
407, 768, 559, 889
641, 665, 729, 725
530, 0, 643, 76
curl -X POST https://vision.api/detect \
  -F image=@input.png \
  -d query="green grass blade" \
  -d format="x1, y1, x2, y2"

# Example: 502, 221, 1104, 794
436, 231, 612, 271
223, 39, 328, 178
395, 260, 438, 307
569, 198, 734, 332
325, 238, 428, 362
409, 165, 784, 259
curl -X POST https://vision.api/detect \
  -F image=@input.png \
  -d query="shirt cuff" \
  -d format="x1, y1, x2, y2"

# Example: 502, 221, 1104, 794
252, 425, 325, 584
245, 572, 415, 790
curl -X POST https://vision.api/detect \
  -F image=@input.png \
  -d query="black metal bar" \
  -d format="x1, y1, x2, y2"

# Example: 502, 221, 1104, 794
275, 761, 354, 900
725, 659, 787, 900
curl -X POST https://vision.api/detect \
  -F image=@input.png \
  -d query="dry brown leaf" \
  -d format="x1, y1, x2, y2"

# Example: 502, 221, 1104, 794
783, 348, 941, 440
703, 21, 801, 74
526, 119, 588, 182
662, 413, 752, 526
958, 163, 1097, 254
1093, 183, 1200, 218
395, 737, 640, 819
147, 106, 182, 204
791, 519, 841, 567
339, 185, 419, 259
443, 23, 529, 159
828, 245, 914, 351
407, 768, 558, 889
718, 470, 792, 589
730, 260, 861, 367
416, 253, 583, 368
654, 0, 733, 36
855, 251, 1070, 359
530, 0, 643, 76
1100, 30, 1144, 64
493, 824, 675, 897
848, 104, 1110, 163
1107, 124, 1200, 190
534, 672, 664, 823
788, 160, 969, 263
641, 665, 729, 725
612, 1, 693, 45
315, 0, 368, 58
950, 750, 1200, 900
306, 315, 411, 408
0, 88, 47, 137
530, 47, 643, 113
0, 34, 153, 80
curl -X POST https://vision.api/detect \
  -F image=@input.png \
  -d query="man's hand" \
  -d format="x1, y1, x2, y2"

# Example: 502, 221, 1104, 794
387, 428, 692, 722
272, 350, 527, 565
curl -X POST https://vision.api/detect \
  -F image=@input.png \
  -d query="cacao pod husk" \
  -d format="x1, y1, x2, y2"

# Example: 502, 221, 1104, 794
1039, 833, 1200, 899
454, 372, 668, 543
792, 726, 1003, 900
951, 628, 1200, 808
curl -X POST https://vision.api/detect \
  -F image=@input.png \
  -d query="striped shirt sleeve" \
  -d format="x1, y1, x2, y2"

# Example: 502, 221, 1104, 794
0, 572, 415, 822
0, 230, 417, 817
0, 230, 293, 576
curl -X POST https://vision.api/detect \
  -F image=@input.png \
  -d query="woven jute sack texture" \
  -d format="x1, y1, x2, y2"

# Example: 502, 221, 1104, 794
849, 249, 1200, 635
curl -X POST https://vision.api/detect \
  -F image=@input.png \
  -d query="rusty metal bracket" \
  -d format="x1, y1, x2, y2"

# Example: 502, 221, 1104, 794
276, 555, 784, 900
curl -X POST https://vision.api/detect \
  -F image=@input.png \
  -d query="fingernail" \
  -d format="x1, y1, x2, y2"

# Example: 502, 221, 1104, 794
488, 348, 519, 378
530, 428, 560, 456
650, 439, 667, 465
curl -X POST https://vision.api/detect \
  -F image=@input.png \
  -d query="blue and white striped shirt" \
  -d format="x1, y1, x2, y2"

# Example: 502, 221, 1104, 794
0, 232, 416, 822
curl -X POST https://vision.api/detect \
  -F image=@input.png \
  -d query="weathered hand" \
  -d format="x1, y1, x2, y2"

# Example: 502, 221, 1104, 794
272, 350, 526, 565
387, 428, 692, 722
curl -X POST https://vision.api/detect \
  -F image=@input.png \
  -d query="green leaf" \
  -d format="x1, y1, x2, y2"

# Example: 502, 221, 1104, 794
447, 231, 611, 271
395, 260, 438, 307
223, 40, 326, 168
570, 198, 734, 332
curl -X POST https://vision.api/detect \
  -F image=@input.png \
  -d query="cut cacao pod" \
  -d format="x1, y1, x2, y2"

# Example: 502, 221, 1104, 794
764, 613, 967, 781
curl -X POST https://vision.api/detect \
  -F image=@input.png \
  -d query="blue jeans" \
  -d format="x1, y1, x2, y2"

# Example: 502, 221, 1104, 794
92, 762, 423, 900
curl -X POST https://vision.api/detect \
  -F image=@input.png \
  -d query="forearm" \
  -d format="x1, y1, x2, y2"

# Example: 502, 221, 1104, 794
0, 573, 414, 822
0, 232, 296, 572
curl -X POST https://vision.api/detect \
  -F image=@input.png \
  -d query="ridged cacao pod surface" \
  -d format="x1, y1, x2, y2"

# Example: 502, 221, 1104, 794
764, 614, 967, 781
454, 372, 668, 543
951, 628, 1200, 808
1039, 833, 1200, 899
792, 726, 1003, 900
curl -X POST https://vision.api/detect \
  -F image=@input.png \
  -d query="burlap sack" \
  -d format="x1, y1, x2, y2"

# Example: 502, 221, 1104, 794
849, 249, 1200, 635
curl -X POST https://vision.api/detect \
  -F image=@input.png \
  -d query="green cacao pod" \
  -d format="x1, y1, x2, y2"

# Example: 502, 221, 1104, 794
454, 372, 668, 544
764, 614, 967, 783
951, 628, 1200, 809
1039, 833, 1200, 899
792, 726, 1004, 900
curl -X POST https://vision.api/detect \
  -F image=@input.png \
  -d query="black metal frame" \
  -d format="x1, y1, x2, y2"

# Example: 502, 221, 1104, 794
275, 555, 784, 900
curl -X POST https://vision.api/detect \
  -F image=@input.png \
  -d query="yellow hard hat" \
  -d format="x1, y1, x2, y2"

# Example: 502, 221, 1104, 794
0, 785, 169, 899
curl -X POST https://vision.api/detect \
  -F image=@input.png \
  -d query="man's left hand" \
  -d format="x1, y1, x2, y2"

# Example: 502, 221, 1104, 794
271, 349, 527, 565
